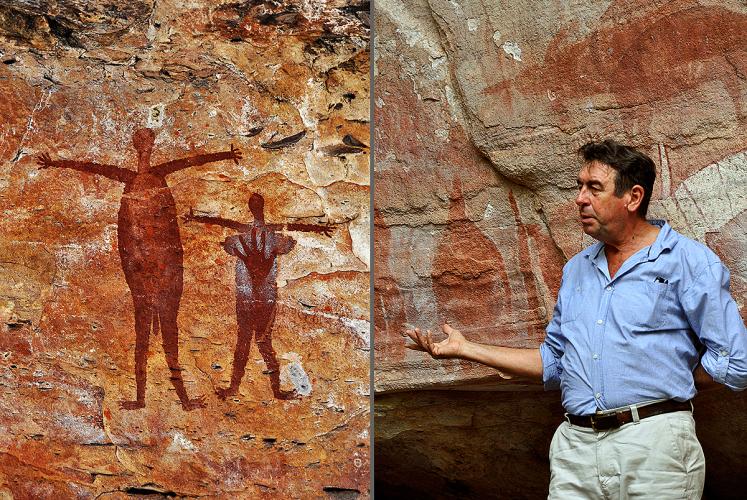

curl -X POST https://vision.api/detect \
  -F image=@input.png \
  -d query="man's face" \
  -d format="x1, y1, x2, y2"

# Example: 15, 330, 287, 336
575, 161, 630, 241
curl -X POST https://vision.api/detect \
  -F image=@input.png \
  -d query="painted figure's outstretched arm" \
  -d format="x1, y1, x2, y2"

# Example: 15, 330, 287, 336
37, 153, 134, 183
182, 208, 249, 232
270, 222, 334, 237
154, 144, 242, 176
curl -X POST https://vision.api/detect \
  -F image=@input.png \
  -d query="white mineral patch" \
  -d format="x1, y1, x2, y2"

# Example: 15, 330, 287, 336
501, 41, 522, 62
168, 432, 197, 453
55, 414, 107, 444
340, 317, 370, 349
492, 30, 501, 46
660, 150, 747, 241
239, 98, 261, 135
79, 195, 111, 218
349, 211, 370, 269
325, 393, 344, 412
299, 93, 318, 128
280, 357, 312, 396
300, 0, 326, 21
294, 309, 370, 350
381, 0, 446, 59
467, 18, 479, 32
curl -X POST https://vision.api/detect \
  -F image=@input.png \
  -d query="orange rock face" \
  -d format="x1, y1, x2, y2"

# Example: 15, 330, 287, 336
0, 0, 369, 497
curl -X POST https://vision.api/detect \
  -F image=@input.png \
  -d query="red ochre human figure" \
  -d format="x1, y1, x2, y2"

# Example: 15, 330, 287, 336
37, 128, 242, 411
184, 193, 332, 400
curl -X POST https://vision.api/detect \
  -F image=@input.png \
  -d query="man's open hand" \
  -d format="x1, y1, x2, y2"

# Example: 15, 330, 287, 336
404, 323, 467, 359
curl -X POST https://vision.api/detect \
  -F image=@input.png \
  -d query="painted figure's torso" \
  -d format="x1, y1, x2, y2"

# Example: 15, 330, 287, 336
225, 227, 295, 308
117, 172, 183, 299
235, 258, 278, 306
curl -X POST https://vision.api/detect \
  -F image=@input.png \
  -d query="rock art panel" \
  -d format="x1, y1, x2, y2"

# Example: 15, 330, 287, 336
0, 0, 369, 496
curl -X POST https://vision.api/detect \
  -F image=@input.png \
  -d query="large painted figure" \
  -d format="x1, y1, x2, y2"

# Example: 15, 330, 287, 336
185, 193, 331, 400
37, 128, 242, 410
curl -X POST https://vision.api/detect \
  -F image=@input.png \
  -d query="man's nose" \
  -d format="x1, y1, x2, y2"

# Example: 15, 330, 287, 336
575, 188, 588, 206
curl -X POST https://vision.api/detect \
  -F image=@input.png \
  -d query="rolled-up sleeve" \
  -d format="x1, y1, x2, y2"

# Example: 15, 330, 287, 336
682, 262, 747, 391
541, 291, 565, 391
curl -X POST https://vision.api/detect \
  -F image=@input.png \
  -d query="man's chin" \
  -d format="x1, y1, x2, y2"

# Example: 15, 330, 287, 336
580, 220, 599, 236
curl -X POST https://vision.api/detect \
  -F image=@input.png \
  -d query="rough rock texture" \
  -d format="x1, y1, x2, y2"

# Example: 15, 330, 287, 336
0, 0, 370, 497
374, 0, 746, 497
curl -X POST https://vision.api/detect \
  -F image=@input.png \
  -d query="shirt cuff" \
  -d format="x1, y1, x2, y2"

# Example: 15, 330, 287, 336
539, 342, 561, 391
701, 348, 747, 391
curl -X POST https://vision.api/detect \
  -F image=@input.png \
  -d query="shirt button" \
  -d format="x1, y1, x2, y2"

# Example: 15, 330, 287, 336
595, 393, 602, 399
593, 354, 599, 360
605, 286, 613, 292
596, 319, 603, 325
720, 350, 728, 357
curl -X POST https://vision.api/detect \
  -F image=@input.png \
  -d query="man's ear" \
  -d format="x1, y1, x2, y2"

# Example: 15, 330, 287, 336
626, 185, 645, 214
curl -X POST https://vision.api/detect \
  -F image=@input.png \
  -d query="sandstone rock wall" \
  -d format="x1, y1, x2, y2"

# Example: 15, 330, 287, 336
374, 0, 746, 497
374, 0, 746, 392
0, 1, 370, 497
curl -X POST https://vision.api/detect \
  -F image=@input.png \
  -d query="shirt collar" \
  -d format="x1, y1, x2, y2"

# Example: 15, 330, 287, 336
647, 219, 675, 260
582, 219, 675, 263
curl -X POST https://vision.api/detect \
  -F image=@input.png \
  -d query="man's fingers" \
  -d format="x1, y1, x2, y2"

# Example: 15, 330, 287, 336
425, 330, 435, 354
414, 328, 431, 354
404, 343, 426, 352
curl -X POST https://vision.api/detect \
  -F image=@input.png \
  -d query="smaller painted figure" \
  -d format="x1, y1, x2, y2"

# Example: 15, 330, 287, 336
185, 193, 332, 400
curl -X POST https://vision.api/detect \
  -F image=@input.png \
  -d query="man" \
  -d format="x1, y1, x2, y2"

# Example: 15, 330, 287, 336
406, 139, 747, 499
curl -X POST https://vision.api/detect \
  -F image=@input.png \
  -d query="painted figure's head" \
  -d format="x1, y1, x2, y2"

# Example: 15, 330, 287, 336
132, 128, 156, 169
248, 193, 265, 221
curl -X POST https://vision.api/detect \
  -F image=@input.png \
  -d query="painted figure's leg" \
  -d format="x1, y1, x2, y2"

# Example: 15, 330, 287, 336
120, 300, 152, 410
216, 322, 254, 400
160, 308, 205, 410
255, 306, 296, 400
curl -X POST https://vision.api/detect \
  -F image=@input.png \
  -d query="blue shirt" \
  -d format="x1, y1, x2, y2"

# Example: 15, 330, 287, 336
540, 220, 747, 416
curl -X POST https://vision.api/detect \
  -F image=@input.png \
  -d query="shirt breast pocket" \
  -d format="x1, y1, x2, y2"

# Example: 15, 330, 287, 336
634, 281, 673, 330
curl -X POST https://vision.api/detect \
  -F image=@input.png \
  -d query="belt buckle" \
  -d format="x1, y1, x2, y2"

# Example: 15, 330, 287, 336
590, 412, 618, 431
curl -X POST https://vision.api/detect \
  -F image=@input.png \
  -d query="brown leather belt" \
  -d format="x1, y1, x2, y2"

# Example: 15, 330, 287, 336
566, 399, 692, 431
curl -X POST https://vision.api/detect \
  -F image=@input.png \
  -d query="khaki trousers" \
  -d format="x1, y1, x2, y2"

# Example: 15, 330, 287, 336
548, 411, 705, 499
